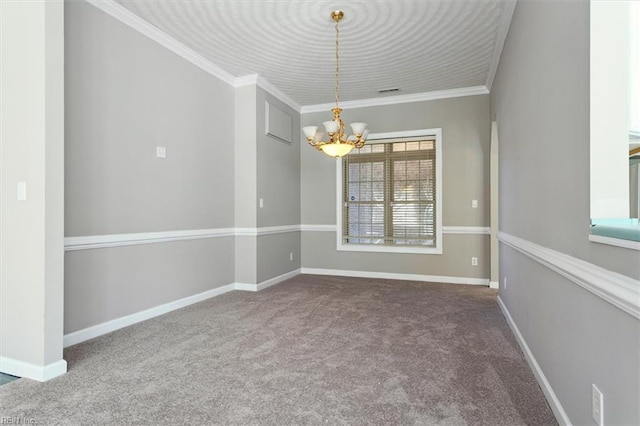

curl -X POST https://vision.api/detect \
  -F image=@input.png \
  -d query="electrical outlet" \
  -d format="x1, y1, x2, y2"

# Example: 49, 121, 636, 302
156, 146, 166, 158
592, 384, 603, 426
472, 199, 478, 208
503, 276, 507, 289
289, 252, 293, 261
471, 257, 478, 266
259, 198, 264, 208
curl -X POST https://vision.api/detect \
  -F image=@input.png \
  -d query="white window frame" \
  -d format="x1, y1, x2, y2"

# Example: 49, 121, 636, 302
336, 128, 443, 254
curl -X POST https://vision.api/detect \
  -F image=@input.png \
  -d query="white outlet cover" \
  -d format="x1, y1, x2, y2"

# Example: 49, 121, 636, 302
472, 199, 478, 208
592, 384, 604, 426
156, 146, 167, 158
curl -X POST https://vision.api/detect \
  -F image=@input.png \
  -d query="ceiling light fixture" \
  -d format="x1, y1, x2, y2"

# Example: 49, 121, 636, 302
302, 10, 368, 158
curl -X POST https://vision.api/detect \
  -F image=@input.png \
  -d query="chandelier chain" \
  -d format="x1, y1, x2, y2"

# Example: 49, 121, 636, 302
335, 18, 340, 108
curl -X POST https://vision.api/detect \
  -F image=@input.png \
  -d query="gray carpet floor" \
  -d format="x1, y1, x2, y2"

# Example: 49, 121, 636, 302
0, 275, 556, 425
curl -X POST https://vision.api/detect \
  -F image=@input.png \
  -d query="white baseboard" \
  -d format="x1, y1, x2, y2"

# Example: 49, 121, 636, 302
257, 268, 301, 291
235, 268, 301, 292
497, 296, 571, 425
301, 268, 490, 286
489, 281, 499, 289
234, 283, 258, 292
0, 357, 67, 382
64, 270, 302, 348
63, 283, 236, 347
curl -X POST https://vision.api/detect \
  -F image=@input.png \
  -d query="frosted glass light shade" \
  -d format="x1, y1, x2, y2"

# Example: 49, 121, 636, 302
302, 126, 318, 138
314, 132, 325, 142
350, 122, 367, 135
321, 142, 354, 158
323, 120, 340, 134
361, 129, 369, 140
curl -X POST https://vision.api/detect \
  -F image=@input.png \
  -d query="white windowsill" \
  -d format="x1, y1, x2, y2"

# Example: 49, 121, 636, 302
589, 234, 640, 251
337, 243, 443, 255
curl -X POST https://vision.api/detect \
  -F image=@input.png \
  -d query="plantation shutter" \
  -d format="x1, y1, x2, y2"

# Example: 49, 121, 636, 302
342, 138, 437, 247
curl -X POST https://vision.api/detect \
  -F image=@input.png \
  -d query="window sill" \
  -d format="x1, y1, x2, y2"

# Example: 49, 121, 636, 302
337, 243, 443, 255
589, 234, 640, 251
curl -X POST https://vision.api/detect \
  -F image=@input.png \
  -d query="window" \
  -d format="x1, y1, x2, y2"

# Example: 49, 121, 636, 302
336, 129, 443, 254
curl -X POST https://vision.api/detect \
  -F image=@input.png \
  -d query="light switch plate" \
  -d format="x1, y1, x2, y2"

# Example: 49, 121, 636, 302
17, 181, 26, 201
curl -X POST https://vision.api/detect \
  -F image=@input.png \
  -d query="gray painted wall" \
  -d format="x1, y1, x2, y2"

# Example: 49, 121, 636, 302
256, 87, 302, 279
256, 88, 301, 228
64, 1, 236, 332
300, 95, 491, 279
491, 1, 640, 424
64, 238, 234, 333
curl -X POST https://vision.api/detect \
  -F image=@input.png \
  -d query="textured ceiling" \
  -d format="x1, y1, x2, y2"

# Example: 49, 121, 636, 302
114, 0, 514, 107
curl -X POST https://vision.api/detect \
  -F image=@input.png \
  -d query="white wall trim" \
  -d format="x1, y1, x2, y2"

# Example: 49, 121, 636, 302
485, 0, 517, 91
236, 225, 301, 237
63, 224, 489, 252
63, 270, 302, 348
86, 0, 236, 86
0, 357, 67, 382
301, 224, 337, 232
300, 86, 489, 113
589, 233, 640, 251
85, 1, 306, 112
63, 283, 237, 347
64, 228, 236, 251
236, 74, 301, 113
301, 268, 489, 286
443, 226, 491, 235
497, 296, 571, 425
499, 231, 640, 320
235, 268, 301, 292
85, 1, 492, 118
65, 226, 302, 251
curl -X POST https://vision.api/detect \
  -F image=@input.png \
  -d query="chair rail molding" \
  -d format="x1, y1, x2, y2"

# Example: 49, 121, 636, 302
498, 231, 640, 320
64, 226, 303, 251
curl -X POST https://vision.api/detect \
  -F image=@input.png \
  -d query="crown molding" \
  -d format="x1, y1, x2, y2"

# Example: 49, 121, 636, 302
486, 0, 517, 90
86, 0, 236, 86
236, 74, 302, 113
84, 0, 493, 115
300, 86, 490, 114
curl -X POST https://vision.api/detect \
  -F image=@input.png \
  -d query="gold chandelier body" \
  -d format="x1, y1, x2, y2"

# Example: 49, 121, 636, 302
302, 11, 368, 158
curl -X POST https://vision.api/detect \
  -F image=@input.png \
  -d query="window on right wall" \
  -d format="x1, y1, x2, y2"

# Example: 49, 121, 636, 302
337, 130, 443, 254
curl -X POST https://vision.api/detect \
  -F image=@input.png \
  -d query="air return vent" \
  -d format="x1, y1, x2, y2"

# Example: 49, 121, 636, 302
377, 87, 400, 94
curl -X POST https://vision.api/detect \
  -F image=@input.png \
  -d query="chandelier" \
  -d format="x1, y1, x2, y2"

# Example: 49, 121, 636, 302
302, 10, 368, 158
